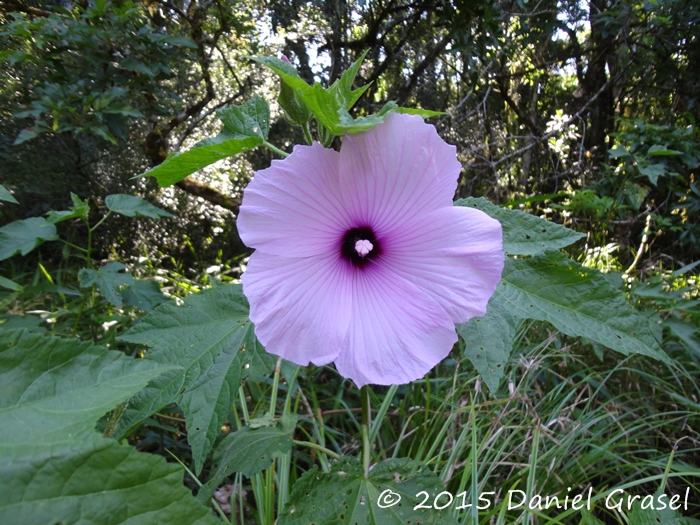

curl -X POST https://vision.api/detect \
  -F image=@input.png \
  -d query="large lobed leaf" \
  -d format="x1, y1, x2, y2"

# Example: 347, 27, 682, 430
279, 457, 458, 525
0, 329, 217, 525
0, 217, 58, 261
497, 251, 670, 364
455, 197, 585, 255
118, 283, 276, 474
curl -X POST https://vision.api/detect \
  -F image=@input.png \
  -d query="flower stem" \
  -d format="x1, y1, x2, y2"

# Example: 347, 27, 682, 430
360, 384, 372, 478
268, 357, 283, 418
263, 141, 290, 158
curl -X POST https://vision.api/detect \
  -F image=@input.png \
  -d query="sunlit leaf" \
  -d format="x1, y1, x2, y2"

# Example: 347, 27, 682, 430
455, 197, 585, 255
217, 95, 270, 140
496, 251, 671, 364
0, 329, 216, 525
105, 194, 172, 218
0, 217, 58, 261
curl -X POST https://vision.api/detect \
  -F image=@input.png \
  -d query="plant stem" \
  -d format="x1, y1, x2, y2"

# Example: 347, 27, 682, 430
302, 122, 313, 145
90, 210, 112, 233
263, 141, 290, 158
292, 440, 340, 459
360, 384, 372, 478
268, 357, 282, 418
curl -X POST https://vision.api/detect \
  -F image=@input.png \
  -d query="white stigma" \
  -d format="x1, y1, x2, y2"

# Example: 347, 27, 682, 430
354, 239, 374, 257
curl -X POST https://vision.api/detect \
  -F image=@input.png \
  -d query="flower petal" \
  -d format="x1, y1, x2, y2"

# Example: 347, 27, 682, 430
242, 251, 352, 366
338, 113, 462, 232
237, 142, 351, 256
381, 205, 504, 323
334, 265, 457, 387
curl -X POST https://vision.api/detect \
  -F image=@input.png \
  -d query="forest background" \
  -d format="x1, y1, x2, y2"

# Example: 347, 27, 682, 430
1, 0, 700, 524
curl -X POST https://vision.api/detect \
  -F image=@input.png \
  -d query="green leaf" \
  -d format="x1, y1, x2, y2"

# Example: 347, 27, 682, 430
13, 128, 39, 145
455, 197, 585, 255
118, 284, 276, 474
609, 145, 631, 158
198, 425, 293, 502
0, 276, 21, 291
395, 107, 445, 118
251, 56, 392, 136
79, 261, 135, 307
457, 297, 516, 393
46, 192, 90, 224
120, 279, 167, 312
0, 329, 217, 525
496, 251, 671, 364
647, 144, 683, 156
0, 185, 18, 204
137, 131, 263, 187
0, 217, 58, 261
217, 95, 270, 140
328, 49, 370, 109
638, 162, 666, 185
0, 315, 43, 332
105, 194, 172, 218
664, 319, 700, 357
279, 457, 459, 525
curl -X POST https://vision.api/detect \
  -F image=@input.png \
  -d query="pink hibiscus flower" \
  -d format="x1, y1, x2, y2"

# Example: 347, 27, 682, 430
238, 113, 504, 387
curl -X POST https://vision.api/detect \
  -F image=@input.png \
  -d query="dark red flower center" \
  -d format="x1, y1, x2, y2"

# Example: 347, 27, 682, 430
341, 226, 381, 267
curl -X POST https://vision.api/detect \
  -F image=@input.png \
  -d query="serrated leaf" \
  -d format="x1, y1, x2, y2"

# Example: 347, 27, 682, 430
120, 278, 167, 311
0, 217, 58, 261
457, 297, 516, 392
251, 56, 392, 136
0, 329, 167, 448
455, 197, 585, 255
198, 425, 293, 502
46, 192, 90, 224
328, 49, 370, 108
137, 131, 263, 187
0, 184, 18, 204
79, 261, 135, 307
279, 458, 458, 525
105, 194, 172, 218
0, 329, 217, 525
217, 95, 270, 140
118, 284, 276, 474
496, 251, 671, 363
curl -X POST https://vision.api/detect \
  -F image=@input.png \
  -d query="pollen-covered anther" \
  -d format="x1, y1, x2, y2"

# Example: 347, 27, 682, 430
354, 239, 374, 257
